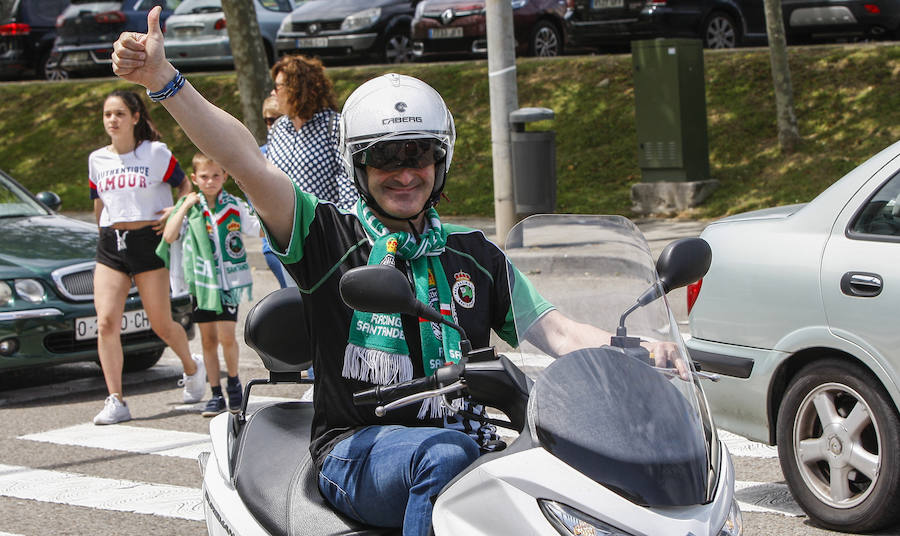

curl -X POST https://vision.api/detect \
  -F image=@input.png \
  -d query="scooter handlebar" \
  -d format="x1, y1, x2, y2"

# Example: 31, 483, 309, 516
353, 375, 438, 407
352, 362, 464, 407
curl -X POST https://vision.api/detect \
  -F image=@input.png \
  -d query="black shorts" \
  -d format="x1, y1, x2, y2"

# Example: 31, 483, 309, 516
192, 297, 238, 323
96, 226, 165, 275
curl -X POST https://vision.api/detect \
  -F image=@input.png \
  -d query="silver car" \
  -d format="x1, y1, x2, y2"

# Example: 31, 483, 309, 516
164, 0, 297, 68
686, 141, 900, 532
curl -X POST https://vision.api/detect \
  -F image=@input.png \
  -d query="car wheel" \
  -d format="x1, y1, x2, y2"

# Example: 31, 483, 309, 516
530, 20, 561, 57
776, 359, 900, 532
384, 28, 414, 64
122, 348, 165, 373
38, 50, 68, 82
703, 12, 740, 49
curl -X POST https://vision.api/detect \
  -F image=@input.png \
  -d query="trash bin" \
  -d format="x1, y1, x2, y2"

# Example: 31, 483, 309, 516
509, 107, 556, 216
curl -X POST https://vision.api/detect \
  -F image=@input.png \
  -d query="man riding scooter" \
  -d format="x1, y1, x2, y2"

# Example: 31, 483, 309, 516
110, 11, 683, 534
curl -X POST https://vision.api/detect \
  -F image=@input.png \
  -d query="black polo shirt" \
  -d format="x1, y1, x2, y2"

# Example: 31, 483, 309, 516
267, 184, 551, 470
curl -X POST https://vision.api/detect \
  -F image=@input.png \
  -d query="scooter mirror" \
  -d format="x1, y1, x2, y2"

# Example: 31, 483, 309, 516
655, 238, 712, 293
340, 265, 443, 325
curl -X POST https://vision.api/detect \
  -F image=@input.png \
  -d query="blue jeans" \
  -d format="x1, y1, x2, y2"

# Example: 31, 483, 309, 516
318, 425, 480, 536
262, 249, 288, 289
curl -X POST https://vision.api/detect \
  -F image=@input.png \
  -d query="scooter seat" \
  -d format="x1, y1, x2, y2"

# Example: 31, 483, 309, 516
232, 402, 395, 536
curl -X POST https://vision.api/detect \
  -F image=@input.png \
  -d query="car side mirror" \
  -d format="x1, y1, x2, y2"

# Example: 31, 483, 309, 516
36, 191, 61, 211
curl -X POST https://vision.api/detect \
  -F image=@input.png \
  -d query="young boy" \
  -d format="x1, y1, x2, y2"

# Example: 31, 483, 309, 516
158, 152, 260, 416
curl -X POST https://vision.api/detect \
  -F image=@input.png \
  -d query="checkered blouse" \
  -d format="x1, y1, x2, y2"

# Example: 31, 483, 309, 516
266, 109, 358, 210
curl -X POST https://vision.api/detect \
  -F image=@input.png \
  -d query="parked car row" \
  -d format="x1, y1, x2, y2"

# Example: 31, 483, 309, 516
2, 0, 900, 77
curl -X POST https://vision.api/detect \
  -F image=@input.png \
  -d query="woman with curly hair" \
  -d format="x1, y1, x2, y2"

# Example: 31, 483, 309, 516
266, 54, 357, 210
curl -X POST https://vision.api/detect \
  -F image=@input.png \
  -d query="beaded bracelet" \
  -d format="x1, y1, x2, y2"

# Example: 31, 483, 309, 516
147, 70, 186, 102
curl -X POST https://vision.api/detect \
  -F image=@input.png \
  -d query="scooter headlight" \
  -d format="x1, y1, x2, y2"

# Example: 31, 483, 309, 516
718, 498, 743, 535
538, 500, 635, 536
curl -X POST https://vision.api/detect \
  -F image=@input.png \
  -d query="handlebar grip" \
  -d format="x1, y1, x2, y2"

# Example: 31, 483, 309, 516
353, 375, 438, 407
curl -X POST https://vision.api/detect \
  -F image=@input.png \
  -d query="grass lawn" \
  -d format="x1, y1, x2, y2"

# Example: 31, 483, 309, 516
2, 42, 900, 219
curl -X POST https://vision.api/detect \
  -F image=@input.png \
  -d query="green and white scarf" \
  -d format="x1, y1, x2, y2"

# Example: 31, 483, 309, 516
156, 191, 253, 313
343, 201, 462, 418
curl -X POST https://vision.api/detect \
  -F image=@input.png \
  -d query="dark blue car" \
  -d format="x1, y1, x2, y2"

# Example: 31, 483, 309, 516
51, 0, 178, 75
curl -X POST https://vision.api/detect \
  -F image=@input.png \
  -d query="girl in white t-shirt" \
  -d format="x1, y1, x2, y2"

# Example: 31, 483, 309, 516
89, 90, 207, 425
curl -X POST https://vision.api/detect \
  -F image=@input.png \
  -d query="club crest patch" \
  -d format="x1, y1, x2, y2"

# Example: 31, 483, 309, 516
225, 231, 245, 258
452, 271, 475, 309
381, 237, 399, 266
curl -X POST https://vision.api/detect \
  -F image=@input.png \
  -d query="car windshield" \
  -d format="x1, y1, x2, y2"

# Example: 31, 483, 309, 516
0, 171, 51, 218
505, 214, 720, 503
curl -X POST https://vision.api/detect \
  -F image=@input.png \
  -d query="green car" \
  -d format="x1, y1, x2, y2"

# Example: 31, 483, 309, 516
0, 168, 193, 372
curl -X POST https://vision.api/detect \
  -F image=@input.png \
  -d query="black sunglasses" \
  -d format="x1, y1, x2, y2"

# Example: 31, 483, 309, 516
353, 139, 446, 171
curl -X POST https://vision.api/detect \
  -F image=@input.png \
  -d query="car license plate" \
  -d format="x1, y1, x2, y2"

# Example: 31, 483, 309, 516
428, 27, 463, 39
75, 309, 151, 341
296, 37, 328, 48
174, 27, 202, 38
61, 51, 90, 66
591, 0, 624, 8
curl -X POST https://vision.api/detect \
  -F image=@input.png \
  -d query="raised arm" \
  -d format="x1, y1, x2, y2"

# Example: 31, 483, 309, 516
111, 7, 294, 247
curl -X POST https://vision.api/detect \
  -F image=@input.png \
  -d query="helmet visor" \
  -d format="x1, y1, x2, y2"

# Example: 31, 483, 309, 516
352, 138, 447, 172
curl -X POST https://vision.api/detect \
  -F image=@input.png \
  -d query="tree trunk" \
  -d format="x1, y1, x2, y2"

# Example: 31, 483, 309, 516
763, 0, 801, 152
220, 0, 271, 145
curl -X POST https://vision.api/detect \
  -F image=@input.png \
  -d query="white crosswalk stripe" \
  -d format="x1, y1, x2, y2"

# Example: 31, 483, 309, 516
0, 464, 203, 521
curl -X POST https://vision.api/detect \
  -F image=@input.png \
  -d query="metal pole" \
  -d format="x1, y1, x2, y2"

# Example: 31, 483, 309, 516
485, 0, 518, 245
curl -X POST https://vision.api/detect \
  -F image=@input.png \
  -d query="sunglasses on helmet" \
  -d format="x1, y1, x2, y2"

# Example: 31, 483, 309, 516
353, 138, 446, 171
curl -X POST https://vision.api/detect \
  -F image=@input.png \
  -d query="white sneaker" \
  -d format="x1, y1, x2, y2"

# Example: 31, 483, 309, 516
93, 395, 131, 425
179, 354, 207, 403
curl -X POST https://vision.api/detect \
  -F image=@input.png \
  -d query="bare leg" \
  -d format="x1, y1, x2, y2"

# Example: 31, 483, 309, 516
217, 320, 239, 378
93, 264, 133, 399
134, 267, 196, 375
199, 322, 221, 388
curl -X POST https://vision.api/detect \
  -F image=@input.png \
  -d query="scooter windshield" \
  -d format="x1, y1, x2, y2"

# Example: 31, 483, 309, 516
504, 214, 719, 507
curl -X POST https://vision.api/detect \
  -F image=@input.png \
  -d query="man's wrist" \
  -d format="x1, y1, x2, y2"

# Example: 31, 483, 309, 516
147, 65, 178, 94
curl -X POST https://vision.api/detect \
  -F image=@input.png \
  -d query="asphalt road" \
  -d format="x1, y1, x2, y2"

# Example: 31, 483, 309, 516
0, 226, 892, 536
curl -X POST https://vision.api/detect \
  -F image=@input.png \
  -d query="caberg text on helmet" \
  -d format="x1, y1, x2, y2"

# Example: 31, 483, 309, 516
382, 116, 423, 125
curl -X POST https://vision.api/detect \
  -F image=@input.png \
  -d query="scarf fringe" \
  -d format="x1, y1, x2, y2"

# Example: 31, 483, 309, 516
417, 395, 462, 419
222, 285, 252, 307
343, 344, 414, 385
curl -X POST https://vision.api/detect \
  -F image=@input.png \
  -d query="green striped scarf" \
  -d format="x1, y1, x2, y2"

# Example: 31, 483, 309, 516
156, 191, 253, 313
343, 201, 462, 418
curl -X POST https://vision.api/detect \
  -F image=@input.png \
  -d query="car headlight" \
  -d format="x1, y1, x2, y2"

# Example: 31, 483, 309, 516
0, 282, 12, 307
539, 500, 635, 536
718, 498, 743, 535
512, 0, 528, 8
341, 7, 381, 32
279, 15, 292, 34
15, 279, 46, 304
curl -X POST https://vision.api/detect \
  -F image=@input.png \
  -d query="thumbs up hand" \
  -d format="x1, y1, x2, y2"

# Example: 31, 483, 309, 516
111, 6, 175, 92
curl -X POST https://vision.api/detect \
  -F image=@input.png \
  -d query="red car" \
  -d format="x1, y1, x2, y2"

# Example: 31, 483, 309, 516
411, 0, 568, 60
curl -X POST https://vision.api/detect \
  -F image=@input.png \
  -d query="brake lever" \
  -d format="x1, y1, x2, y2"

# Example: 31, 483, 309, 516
375, 380, 466, 417
656, 367, 720, 382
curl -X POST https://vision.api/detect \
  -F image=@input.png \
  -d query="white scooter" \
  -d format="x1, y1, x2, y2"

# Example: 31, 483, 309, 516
200, 215, 743, 536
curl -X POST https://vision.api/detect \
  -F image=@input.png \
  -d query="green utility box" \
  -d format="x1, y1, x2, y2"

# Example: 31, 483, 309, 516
632, 38, 710, 182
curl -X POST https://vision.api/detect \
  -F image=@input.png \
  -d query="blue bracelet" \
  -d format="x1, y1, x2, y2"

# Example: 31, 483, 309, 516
146, 70, 185, 102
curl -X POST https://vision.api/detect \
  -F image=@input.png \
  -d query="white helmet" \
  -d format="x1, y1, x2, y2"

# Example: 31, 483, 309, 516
340, 73, 455, 216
